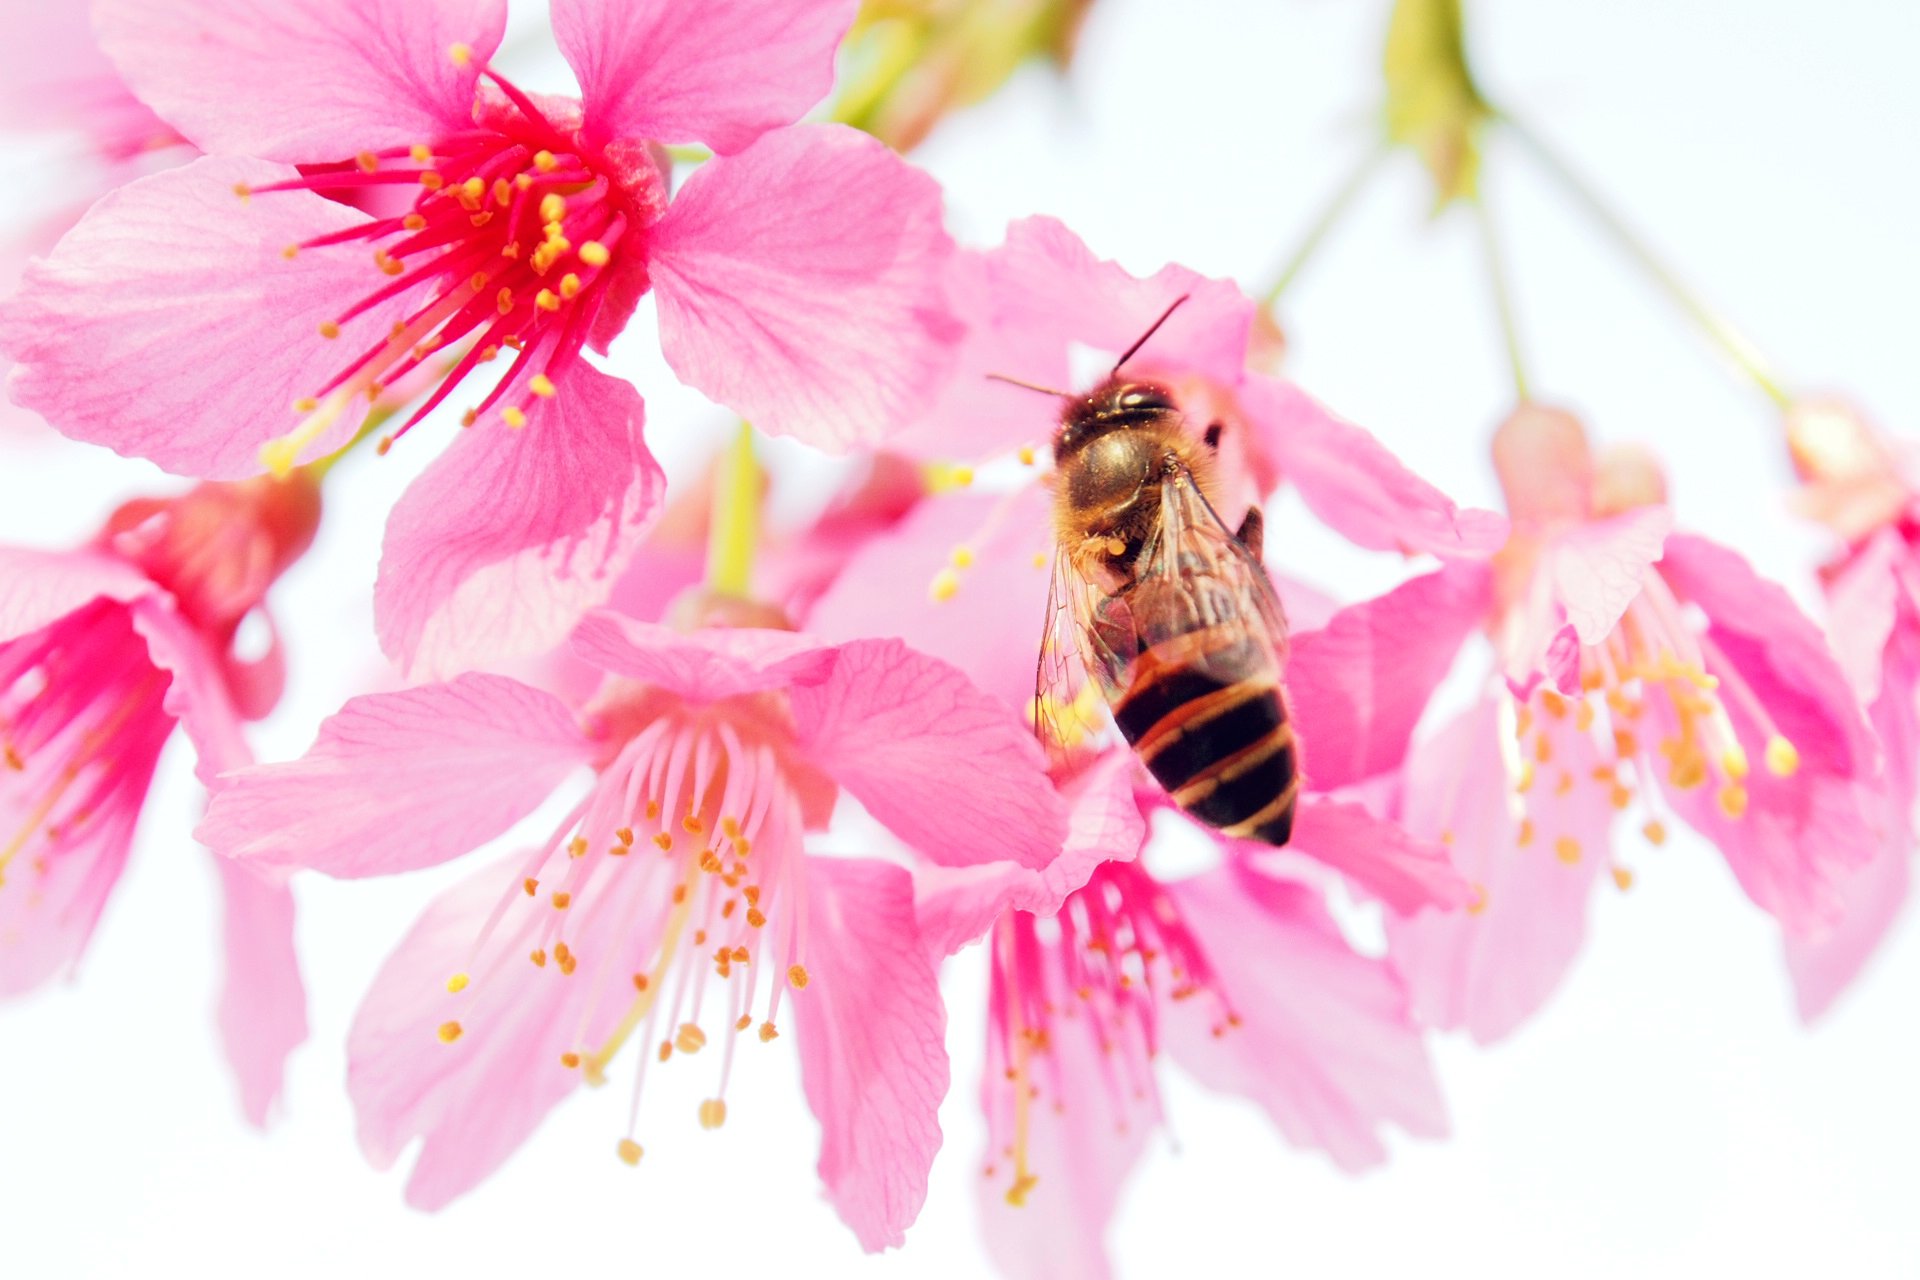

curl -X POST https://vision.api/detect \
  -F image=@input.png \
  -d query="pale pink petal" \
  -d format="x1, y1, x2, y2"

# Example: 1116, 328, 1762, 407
1822, 530, 1904, 702
212, 857, 306, 1127
1284, 561, 1490, 790
1385, 702, 1616, 1043
568, 612, 837, 702
127, 597, 251, 783
94, 0, 503, 162
975, 1008, 1155, 1280
1163, 863, 1447, 1171
1238, 373, 1510, 558
1250, 796, 1471, 914
375, 364, 664, 678
1, 156, 412, 478
650, 124, 959, 451
0, 792, 144, 996
1547, 505, 1672, 644
801, 484, 1056, 717
793, 857, 949, 1252
0, 548, 153, 644
553, 0, 854, 155
788, 638, 1067, 869
198, 674, 593, 877
0, 0, 173, 156
916, 750, 1144, 957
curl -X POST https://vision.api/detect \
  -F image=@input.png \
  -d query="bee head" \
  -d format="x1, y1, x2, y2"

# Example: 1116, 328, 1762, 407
1054, 379, 1179, 462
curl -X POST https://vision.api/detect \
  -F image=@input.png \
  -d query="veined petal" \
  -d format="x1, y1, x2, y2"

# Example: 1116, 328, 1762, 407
568, 613, 837, 703
794, 858, 948, 1252
128, 597, 251, 784
1239, 373, 1509, 559
1270, 797, 1472, 914
95, 0, 504, 162
375, 365, 664, 678
553, 0, 855, 155
650, 124, 959, 451
1, 156, 410, 478
1547, 505, 1672, 645
788, 638, 1067, 869
1163, 863, 1447, 1172
0, 549, 154, 645
197, 674, 594, 877
212, 858, 307, 1128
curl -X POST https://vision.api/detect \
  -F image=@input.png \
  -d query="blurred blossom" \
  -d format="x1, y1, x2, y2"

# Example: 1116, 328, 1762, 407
2, 0, 961, 677
1369, 405, 1883, 1040
1381, 0, 1490, 210
0, 474, 318, 1123
200, 612, 1067, 1247
835, 0, 1095, 151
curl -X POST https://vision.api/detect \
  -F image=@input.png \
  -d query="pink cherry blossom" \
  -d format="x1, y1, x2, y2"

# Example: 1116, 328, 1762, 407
3, 0, 961, 676
1377, 405, 1883, 1041
916, 752, 1449, 1280
0, 475, 316, 1124
801, 216, 1506, 716
199, 612, 1067, 1247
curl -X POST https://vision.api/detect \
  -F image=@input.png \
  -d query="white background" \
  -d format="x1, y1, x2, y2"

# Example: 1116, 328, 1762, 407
2, 1, 1917, 1276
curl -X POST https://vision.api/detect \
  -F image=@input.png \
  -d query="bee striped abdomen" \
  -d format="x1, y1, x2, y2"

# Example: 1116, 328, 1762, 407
1111, 634, 1299, 847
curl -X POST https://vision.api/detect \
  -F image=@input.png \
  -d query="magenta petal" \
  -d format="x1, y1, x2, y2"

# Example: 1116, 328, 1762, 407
94, 0, 504, 162
375, 365, 664, 677
1163, 863, 1448, 1171
0, 782, 142, 997
915, 750, 1145, 957
1285, 561, 1490, 790
650, 124, 959, 450
2, 157, 407, 478
212, 858, 307, 1127
1548, 505, 1672, 645
568, 613, 837, 702
197, 674, 593, 877
1272, 797, 1472, 913
794, 857, 948, 1252
0, 548, 154, 645
789, 638, 1068, 869
553, 0, 854, 154
1239, 373, 1510, 558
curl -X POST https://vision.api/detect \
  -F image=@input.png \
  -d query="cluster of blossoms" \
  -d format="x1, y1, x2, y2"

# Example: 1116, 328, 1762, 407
0, 0, 1911, 1273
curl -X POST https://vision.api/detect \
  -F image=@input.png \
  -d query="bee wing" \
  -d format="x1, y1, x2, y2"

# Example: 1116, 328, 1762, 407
1033, 543, 1137, 756
1133, 465, 1290, 672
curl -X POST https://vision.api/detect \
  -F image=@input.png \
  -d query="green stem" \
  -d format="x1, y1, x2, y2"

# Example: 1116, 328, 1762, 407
705, 423, 760, 596
1474, 191, 1531, 402
1262, 141, 1391, 309
1502, 114, 1793, 407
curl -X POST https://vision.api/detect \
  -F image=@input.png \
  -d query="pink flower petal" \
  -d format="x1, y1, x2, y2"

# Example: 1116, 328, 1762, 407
127, 597, 251, 783
1385, 702, 1617, 1043
0, 548, 154, 645
1284, 561, 1491, 790
1238, 373, 1510, 559
800, 484, 1057, 716
94, 0, 503, 162
552, 0, 854, 155
212, 857, 306, 1128
198, 674, 593, 877
649, 124, 959, 451
374, 364, 664, 678
915, 750, 1145, 957
567, 612, 837, 702
788, 638, 1068, 869
1163, 862, 1447, 1171
1548, 505, 1672, 645
0, 0, 174, 156
1, 156, 411, 478
793, 857, 948, 1252
1822, 530, 1904, 702
0, 793, 142, 997
1252, 796, 1471, 913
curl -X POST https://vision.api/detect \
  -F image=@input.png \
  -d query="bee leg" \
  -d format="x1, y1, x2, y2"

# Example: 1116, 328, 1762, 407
1203, 421, 1224, 449
1235, 505, 1266, 566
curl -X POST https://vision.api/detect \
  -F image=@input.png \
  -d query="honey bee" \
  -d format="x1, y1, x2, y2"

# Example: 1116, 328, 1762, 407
1029, 298, 1298, 846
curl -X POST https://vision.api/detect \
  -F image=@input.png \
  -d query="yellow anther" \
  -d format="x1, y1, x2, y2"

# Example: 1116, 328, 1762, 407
281, 243, 300, 260
579, 240, 611, 267
616, 1138, 643, 1166
1642, 819, 1668, 846
1516, 818, 1535, 847
558, 951, 577, 976
558, 1051, 581, 1069
1575, 701, 1595, 732
676, 1024, 707, 1054
1534, 734, 1553, 764
291, 396, 319, 413
530, 948, 547, 967
551, 890, 571, 909
539, 192, 567, 223
734, 1013, 751, 1032
787, 964, 810, 990
233, 182, 252, 200
1722, 747, 1751, 781
410, 143, 432, 162
535, 288, 561, 311
631, 972, 649, 991
568, 836, 588, 859
3, 746, 22, 771
1514, 761, 1535, 794
1611, 866, 1635, 891
653, 832, 673, 851
1613, 729, 1639, 758
437, 1021, 464, 1044
449, 42, 473, 66
658, 1040, 673, 1062
1717, 784, 1749, 819
1018, 445, 1036, 465
504, 407, 528, 428
318, 320, 340, 340
533, 150, 557, 172
616, 827, 635, 846
1610, 784, 1633, 810
758, 1022, 779, 1042
950, 545, 975, 569
419, 172, 443, 190
558, 272, 582, 299
1554, 836, 1581, 865
1032, 553, 1048, 569
446, 973, 469, 994
683, 815, 706, 835
1766, 736, 1800, 777
496, 287, 515, 315
698, 1099, 728, 1130
523, 877, 538, 896
746, 907, 767, 928
930, 568, 961, 602
1005, 1175, 1038, 1207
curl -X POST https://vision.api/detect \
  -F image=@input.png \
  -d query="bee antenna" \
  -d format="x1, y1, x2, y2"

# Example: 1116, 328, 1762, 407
1111, 293, 1191, 374
986, 372, 1072, 397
